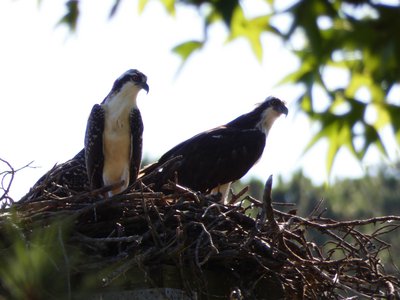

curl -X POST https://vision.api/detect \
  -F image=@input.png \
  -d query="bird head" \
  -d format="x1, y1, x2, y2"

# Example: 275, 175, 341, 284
113, 69, 149, 94
256, 97, 288, 133
103, 69, 149, 104
268, 97, 288, 116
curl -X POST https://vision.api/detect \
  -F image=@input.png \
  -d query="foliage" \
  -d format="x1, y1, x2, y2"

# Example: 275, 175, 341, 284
282, 1, 400, 175
0, 217, 76, 299
52, 0, 400, 176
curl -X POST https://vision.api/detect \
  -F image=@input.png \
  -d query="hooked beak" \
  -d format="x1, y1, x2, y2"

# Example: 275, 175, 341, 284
275, 102, 288, 116
140, 82, 150, 94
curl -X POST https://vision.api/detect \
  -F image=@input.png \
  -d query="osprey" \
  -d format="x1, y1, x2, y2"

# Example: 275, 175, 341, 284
85, 69, 149, 196
140, 97, 288, 203
20, 69, 149, 202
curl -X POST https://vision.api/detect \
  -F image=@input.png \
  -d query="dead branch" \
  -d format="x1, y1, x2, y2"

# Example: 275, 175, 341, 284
0, 158, 34, 206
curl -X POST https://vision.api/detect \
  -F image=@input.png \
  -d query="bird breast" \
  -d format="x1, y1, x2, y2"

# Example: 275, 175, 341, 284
102, 102, 133, 194
257, 107, 282, 134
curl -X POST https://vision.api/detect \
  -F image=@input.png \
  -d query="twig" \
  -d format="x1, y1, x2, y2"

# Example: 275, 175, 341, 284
141, 186, 162, 248
228, 185, 248, 205
138, 155, 183, 185
260, 175, 278, 230
0, 159, 34, 205
274, 209, 400, 229
194, 222, 218, 267
73, 232, 142, 244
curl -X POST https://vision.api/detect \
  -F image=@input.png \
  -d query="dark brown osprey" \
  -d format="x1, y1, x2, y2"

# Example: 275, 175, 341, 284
140, 97, 288, 203
85, 69, 149, 196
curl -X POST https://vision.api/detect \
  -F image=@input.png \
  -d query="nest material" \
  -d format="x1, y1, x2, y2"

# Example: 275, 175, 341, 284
6, 176, 400, 299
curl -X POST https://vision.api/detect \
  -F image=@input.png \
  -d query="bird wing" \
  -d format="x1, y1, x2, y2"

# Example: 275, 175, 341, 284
129, 107, 144, 185
156, 126, 266, 192
84, 104, 105, 190
20, 149, 88, 202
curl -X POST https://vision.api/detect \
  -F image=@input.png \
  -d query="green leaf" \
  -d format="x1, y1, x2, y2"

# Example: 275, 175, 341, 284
228, 7, 271, 62
386, 104, 400, 144
138, 0, 150, 14
371, 103, 391, 130
214, 0, 239, 26
57, 0, 79, 31
326, 120, 357, 176
172, 40, 203, 61
300, 93, 313, 113
345, 72, 370, 98
329, 92, 346, 112
370, 85, 385, 104
363, 123, 388, 158
277, 58, 313, 86
172, 40, 204, 72
325, 128, 340, 177
303, 109, 361, 177
160, 0, 176, 16
303, 117, 334, 156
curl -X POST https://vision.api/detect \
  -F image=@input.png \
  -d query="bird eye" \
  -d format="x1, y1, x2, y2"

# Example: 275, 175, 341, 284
132, 74, 140, 82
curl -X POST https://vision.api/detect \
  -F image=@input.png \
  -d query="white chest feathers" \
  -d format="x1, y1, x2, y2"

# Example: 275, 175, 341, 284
102, 93, 137, 196
257, 106, 282, 136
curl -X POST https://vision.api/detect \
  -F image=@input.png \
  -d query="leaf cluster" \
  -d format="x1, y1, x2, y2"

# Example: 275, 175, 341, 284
279, 0, 400, 174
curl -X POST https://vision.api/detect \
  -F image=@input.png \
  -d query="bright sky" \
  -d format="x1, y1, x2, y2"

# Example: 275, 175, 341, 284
1, 0, 396, 200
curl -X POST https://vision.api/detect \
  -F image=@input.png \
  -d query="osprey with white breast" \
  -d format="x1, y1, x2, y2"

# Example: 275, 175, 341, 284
85, 69, 149, 196
19, 69, 149, 203
140, 97, 288, 203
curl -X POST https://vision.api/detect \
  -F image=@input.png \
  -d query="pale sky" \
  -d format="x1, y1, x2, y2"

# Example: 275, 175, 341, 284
1, 0, 397, 200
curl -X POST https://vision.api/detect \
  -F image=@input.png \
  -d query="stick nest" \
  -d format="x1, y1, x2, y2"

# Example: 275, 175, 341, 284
5, 176, 400, 299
